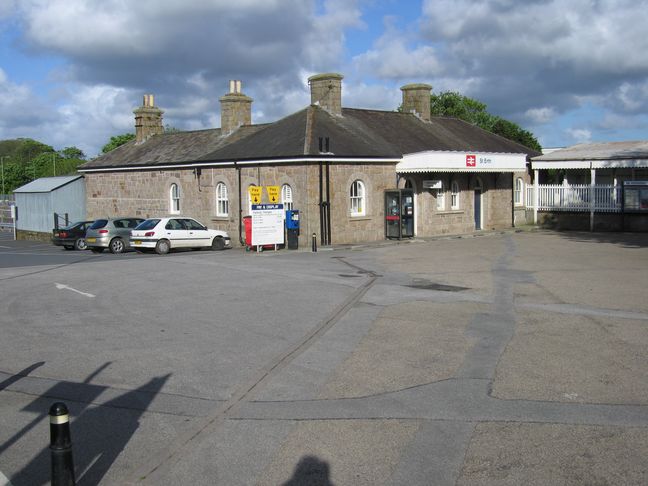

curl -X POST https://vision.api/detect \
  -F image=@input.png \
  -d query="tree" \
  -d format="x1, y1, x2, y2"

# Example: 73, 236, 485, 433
101, 133, 135, 154
60, 146, 86, 160
427, 91, 542, 152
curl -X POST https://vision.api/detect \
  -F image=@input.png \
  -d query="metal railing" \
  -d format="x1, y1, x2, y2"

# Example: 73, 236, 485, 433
0, 195, 15, 231
526, 184, 622, 212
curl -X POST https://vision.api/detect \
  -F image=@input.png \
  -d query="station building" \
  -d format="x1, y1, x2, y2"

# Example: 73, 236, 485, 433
78, 74, 539, 247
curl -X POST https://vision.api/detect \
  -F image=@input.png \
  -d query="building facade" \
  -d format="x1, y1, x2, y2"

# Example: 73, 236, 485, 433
80, 74, 538, 247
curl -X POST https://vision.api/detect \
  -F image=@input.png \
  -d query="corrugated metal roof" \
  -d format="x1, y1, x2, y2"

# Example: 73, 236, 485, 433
13, 175, 84, 193
533, 141, 648, 161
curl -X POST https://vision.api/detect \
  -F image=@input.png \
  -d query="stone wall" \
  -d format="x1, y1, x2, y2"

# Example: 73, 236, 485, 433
398, 172, 514, 236
85, 163, 519, 247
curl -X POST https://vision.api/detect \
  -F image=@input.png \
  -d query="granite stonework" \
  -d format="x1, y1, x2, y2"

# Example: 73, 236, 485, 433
85, 162, 521, 246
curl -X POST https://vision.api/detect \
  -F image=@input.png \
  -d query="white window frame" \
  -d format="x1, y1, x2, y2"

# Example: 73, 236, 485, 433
281, 184, 293, 210
451, 180, 460, 209
169, 183, 180, 214
436, 182, 445, 210
514, 177, 524, 206
350, 180, 366, 217
216, 182, 229, 217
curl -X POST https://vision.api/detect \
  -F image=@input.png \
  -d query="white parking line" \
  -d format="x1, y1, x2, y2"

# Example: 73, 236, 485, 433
55, 283, 95, 298
0, 470, 14, 486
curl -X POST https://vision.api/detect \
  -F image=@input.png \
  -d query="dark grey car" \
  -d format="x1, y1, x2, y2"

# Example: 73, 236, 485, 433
85, 217, 145, 253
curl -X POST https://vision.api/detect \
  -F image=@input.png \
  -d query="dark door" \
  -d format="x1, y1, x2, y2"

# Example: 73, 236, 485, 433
474, 190, 482, 230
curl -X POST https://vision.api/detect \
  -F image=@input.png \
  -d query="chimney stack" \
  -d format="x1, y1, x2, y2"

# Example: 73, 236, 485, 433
219, 80, 253, 135
133, 94, 164, 143
400, 83, 432, 122
308, 73, 343, 116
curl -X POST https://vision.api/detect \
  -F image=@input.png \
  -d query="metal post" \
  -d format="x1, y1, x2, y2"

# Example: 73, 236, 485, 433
533, 169, 539, 225
311, 233, 317, 252
50, 402, 75, 486
590, 165, 596, 232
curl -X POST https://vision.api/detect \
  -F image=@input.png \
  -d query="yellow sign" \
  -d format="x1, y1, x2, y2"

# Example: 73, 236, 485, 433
248, 186, 262, 204
266, 186, 280, 203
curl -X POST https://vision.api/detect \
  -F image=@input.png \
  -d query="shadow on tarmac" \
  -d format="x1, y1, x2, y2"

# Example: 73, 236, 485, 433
282, 455, 335, 486
1, 362, 170, 486
552, 230, 648, 248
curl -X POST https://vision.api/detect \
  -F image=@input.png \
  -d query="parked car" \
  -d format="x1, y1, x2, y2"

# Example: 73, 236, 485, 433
130, 217, 231, 254
85, 217, 145, 254
52, 220, 94, 251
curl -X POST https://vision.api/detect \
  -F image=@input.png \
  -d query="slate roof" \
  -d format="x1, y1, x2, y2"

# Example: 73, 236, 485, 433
533, 141, 648, 161
14, 175, 84, 193
80, 105, 539, 170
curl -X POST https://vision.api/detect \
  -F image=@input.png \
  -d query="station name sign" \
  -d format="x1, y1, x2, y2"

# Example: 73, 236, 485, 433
398, 150, 527, 173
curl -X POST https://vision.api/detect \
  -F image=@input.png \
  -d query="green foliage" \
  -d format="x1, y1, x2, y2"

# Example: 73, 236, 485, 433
101, 133, 135, 153
0, 138, 86, 193
427, 91, 542, 152
60, 146, 86, 160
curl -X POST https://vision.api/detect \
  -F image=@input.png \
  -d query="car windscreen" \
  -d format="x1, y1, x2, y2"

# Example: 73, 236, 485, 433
89, 219, 108, 229
135, 219, 160, 230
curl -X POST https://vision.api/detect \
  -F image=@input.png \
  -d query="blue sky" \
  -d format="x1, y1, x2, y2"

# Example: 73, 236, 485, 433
1, 0, 647, 157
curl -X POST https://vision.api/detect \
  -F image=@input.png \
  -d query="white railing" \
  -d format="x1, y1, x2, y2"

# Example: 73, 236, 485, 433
526, 184, 622, 212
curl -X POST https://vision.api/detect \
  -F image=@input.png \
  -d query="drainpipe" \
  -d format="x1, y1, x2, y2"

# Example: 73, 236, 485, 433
237, 162, 244, 246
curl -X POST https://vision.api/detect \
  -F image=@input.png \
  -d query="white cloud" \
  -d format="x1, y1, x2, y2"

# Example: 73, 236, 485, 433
525, 107, 556, 124
566, 128, 592, 143
353, 16, 442, 80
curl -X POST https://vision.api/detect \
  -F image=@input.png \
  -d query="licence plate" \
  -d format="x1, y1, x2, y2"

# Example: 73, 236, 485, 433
134, 240, 142, 245
86, 237, 96, 243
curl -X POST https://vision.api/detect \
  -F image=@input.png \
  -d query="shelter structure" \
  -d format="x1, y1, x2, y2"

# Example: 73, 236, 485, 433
13, 175, 86, 239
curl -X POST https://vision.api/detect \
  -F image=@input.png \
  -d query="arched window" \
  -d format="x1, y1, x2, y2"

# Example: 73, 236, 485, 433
514, 177, 524, 206
451, 180, 460, 209
350, 180, 365, 216
169, 183, 180, 213
216, 182, 229, 217
436, 181, 445, 210
281, 184, 293, 210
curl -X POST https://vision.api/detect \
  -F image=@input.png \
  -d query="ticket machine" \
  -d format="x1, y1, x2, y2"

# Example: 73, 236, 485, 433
384, 189, 414, 239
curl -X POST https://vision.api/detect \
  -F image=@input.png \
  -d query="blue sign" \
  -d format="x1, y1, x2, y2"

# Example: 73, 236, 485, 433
252, 204, 284, 210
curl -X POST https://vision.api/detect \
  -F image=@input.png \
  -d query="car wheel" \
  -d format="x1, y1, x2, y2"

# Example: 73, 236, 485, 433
64, 245, 74, 250
90, 247, 104, 253
109, 238, 125, 254
211, 237, 225, 251
155, 239, 170, 255
75, 238, 87, 251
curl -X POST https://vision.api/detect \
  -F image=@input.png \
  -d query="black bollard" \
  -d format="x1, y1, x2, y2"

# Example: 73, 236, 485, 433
50, 402, 75, 486
311, 232, 317, 252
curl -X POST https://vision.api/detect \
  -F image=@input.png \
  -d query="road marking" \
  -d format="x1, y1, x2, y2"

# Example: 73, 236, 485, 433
55, 283, 95, 298
0, 470, 14, 486
0, 245, 11, 249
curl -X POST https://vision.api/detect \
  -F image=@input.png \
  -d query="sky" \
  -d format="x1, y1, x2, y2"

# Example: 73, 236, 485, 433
1, 0, 647, 158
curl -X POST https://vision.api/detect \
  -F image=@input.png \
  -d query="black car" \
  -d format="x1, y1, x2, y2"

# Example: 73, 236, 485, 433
52, 220, 94, 250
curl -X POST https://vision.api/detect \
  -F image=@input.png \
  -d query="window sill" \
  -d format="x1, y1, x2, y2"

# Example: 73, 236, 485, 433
349, 216, 371, 221
211, 216, 231, 222
436, 209, 464, 215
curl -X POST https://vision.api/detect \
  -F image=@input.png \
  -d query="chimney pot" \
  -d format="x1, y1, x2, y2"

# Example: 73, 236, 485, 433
133, 94, 164, 143
220, 81, 253, 135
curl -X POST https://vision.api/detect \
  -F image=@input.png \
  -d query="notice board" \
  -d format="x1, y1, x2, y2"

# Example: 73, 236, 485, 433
251, 204, 284, 246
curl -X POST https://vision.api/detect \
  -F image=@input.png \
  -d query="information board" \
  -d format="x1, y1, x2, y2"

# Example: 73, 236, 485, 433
251, 204, 284, 246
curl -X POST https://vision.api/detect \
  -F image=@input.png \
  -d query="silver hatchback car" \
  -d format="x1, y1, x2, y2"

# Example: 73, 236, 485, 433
85, 217, 145, 253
